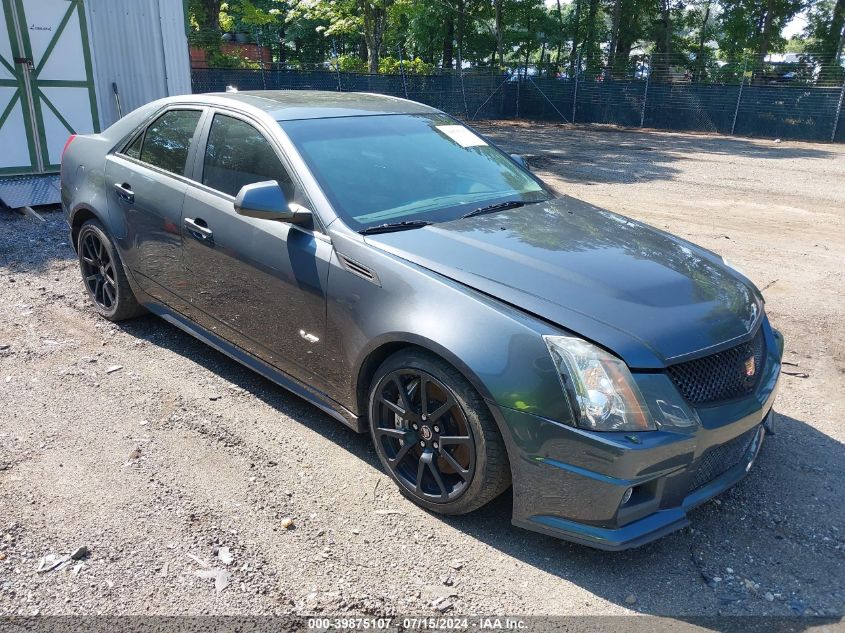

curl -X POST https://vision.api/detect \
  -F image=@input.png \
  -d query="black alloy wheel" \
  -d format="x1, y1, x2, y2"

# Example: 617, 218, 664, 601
368, 349, 510, 514
76, 219, 145, 321
79, 229, 118, 311
373, 368, 476, 502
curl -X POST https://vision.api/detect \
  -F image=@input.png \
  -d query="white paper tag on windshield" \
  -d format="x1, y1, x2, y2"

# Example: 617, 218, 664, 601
436, 125, 487, 148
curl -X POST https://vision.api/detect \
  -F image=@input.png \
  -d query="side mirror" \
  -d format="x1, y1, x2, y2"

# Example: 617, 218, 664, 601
234, 181, 311, 224
510, 154, 529, 170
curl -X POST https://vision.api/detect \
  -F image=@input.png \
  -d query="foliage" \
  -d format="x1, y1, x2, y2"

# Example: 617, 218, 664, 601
185, 0, 842, 84
328, 54, 367, 72
377, 56, 436, 74
803, 0, 845, 83
208, 51, 262, 68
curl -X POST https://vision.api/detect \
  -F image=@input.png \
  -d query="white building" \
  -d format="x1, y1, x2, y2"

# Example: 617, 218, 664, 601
0, 0, 190, 204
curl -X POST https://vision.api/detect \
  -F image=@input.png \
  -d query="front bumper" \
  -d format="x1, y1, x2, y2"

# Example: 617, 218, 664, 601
497, 325, 783, 551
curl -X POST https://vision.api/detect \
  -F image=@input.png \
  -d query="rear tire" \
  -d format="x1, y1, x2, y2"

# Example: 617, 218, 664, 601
77, 219, 145, 321
368, 348, 511, 515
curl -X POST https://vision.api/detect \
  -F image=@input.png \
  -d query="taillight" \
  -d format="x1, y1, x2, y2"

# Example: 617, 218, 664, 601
60, 134, 76, 179
61, 135, 76, 162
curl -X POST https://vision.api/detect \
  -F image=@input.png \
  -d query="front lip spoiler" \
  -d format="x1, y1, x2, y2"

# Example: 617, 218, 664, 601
515, 425, 766, 551
514, 508, 691, 552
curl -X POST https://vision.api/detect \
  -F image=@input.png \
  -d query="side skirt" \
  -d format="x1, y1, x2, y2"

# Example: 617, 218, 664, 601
143, 301, 365, 433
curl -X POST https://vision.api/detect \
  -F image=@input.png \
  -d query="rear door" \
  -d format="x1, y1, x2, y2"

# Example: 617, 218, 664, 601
104, 107, 205, 309
181, 111, 334, 386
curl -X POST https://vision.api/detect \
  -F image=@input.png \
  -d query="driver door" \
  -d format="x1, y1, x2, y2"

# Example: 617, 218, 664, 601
181, 111, 334, 388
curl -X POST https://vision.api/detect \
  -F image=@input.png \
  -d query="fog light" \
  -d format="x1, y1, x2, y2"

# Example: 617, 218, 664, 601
621, 487, 633, 505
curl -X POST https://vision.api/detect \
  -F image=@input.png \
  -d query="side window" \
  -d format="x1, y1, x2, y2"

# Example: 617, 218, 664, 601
202, 114, 297, 201
138, 110, 202, 175
125, 133, 143, 160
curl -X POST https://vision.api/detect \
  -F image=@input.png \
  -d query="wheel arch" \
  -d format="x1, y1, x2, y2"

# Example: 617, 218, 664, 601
355, 333, 500, 427
69, 205, 106, 251
358, 333, 515, 514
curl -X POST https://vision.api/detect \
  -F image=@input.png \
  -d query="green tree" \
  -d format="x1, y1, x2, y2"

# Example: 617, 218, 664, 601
717, 0, 803, 81
360, 0, 395, 72
184, 0, 825, 80
187, 0, 224, 52
806, 0, 845, 83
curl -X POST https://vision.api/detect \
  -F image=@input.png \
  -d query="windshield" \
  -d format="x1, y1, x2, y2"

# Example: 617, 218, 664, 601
279, 114, 549, 230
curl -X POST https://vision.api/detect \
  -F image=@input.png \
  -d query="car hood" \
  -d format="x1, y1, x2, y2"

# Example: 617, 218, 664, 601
364, 196, 763, 369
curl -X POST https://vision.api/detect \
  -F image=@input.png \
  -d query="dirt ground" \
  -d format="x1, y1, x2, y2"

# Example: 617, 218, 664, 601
1, 124, 844, 620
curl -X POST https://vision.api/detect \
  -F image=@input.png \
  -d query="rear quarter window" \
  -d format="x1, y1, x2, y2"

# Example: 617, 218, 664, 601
124, 133, 142, 160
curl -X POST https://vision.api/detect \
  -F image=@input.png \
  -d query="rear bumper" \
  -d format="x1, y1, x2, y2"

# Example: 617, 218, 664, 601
497, 325, 783, 551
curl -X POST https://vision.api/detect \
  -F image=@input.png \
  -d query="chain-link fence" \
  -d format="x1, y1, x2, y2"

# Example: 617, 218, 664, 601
190, 67, 513, 120
191, 54, 845, 143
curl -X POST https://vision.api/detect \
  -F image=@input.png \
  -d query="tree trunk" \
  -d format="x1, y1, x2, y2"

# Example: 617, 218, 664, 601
754, 0, 775, 84
616, 41, 634, 67
583, 0, 599, 73
554, 0, 564, 65
192, 0, 222, 53
200, 0, 222, 31
819, 0, 845, 84
569, 0, 582, 78
609, 0, 640, 76
359, 39, 368, 64
695, 1, 711, 82
653, 0, 672, 80
443, 15, 455, 69
523, 13, 532, 74
456, 0, 465, 67
607, 0, 622, 76
360, 0, 390, 73
539, 41, 546, 74
494, 0, 504, 68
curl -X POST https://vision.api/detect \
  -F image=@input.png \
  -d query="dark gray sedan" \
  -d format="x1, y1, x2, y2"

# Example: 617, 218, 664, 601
60, 91, 783, 550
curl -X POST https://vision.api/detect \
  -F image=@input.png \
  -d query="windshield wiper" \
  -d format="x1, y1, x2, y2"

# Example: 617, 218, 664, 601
359, 220, 432, 235
461, 200, 525, 219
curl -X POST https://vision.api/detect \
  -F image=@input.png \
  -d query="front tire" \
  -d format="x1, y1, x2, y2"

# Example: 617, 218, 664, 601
77, 219, 145, 321
368, 349, 511, 515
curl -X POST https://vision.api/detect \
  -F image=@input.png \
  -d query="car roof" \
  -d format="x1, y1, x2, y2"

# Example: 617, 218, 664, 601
179, 90, 440, 121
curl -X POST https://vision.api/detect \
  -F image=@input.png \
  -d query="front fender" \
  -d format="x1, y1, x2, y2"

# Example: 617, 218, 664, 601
325, 231, 574, 427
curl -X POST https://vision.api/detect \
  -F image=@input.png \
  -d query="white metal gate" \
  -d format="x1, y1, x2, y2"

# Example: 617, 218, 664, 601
0, 0, 99, 175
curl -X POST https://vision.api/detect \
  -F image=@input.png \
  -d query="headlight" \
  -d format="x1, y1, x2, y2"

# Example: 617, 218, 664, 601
543, 335, 655, 432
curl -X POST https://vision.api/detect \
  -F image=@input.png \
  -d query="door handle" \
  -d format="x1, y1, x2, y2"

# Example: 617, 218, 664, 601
113, 182, 134, 203
184, 217, 214, 242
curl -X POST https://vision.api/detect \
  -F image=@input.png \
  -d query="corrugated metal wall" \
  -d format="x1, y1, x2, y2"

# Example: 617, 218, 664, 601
84, 0, 191, 129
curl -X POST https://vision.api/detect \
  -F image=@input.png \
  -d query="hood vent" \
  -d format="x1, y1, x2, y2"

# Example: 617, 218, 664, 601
337, 253, 380, 286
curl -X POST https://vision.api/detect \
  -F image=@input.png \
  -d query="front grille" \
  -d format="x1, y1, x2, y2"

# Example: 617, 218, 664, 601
689, 426, 758, 492
667, 327, 765, 405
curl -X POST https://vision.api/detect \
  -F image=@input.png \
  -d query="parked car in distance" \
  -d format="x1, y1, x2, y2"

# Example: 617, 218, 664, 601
61, 91, 782, 550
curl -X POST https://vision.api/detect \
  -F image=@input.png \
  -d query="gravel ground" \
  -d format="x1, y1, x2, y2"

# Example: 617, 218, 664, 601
0, 124, 843, 619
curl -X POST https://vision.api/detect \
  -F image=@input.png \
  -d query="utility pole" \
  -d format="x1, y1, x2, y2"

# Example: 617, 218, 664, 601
731, 54, 748, 135
640, 55, 650, 127
255, 27, 267, 90
458, 46, 468, 119
397, 44, 408, 99
572, 54, 580, 122
332, 39, 342, 91
832, 73, 845, 142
